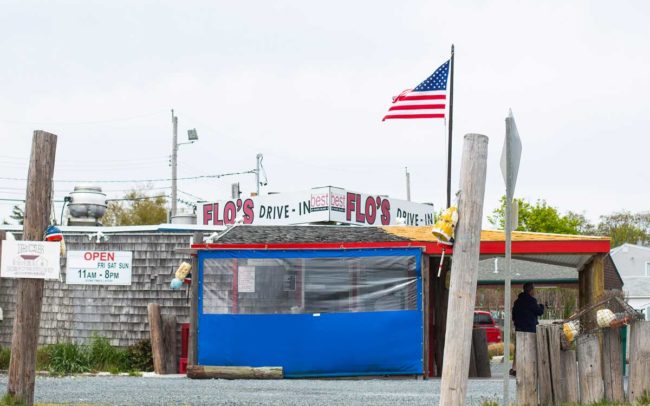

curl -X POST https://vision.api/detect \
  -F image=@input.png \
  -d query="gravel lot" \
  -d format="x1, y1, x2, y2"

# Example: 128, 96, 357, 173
0, 375, 515, 406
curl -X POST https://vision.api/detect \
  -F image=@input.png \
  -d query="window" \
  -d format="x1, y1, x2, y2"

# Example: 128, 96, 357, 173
645, 262, 650, 277
202, 255, 418, 315
474, 313, 494, 326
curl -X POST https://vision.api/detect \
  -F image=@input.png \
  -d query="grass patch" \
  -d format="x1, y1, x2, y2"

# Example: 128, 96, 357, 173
0, 347, 11, 370
86, 335, 128, 373
48, 342, 91, 375
0, 335, 153, 376
0, 394, 28, 406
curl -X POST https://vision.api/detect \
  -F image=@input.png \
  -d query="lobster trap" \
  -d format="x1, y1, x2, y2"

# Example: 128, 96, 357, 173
558, 291, 644, 349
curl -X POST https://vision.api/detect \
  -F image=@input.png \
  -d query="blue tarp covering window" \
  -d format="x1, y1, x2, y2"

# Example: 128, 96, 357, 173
198, 248, 423, 377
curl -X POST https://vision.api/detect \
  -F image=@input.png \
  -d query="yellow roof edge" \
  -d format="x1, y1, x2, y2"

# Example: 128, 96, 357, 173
381, 226, 610, 242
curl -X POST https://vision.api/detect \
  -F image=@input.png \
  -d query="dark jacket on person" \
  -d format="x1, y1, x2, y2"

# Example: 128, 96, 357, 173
512, 291, 544, 333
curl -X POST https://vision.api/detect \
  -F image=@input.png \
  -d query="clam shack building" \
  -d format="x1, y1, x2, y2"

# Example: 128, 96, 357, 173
189, 226, 611, 378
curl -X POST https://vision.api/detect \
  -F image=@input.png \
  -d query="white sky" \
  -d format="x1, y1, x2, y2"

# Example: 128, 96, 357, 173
0, 1, 648, 226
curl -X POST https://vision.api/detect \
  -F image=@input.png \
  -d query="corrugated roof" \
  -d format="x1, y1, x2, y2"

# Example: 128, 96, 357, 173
208, 225, 609, 246
478, 258, 578, 283
382, 226, 610, 243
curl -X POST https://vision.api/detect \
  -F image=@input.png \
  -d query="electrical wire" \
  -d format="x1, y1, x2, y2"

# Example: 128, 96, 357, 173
0, 110, 166, 126
0, 169, 256, 184
0, 195, 169, 203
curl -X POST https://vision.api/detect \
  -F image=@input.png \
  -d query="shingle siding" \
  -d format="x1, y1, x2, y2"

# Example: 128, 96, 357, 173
0, 233, 193, 348
604, 254, 624, 290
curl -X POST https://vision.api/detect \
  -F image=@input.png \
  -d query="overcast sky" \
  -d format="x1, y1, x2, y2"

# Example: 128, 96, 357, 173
0, 1, 648, 226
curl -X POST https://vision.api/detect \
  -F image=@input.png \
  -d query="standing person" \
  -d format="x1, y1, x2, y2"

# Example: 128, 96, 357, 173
509, 282, 545, 376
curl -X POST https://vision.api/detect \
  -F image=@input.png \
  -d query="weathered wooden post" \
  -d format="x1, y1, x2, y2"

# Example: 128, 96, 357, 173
535, 325, 564, 405
602, 327, 625, 402
576, 333, 604, 403
628, 320, 650, 402
439, 134, 489, 406
6, 131, 57, 406
559, 349, 579, 404
188, 232, 202, 366
516, 332, 538, 406
147, 303, 166, 374
536, 326, 553, 405
162, 314, 177, 374
472, 328, 491, 378
547, 325, 563, 404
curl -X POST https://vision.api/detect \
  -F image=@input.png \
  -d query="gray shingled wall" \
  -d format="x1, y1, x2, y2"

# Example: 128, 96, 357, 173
0, 232, 193, 348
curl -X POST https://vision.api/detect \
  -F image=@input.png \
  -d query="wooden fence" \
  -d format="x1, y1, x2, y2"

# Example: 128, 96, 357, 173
516, 320, 650, 405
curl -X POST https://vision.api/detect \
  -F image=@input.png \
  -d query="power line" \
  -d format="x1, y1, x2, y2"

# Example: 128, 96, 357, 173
178, 189, 205, 201
0, 110, 166, 126
0, 169, 256, 184
0, 195, 170, 204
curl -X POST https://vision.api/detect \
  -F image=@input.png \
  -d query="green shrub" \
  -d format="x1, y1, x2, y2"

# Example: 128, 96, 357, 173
87, 334, 128, 372
36, 346, 52, 371
48, 342, 90, 375
0, 347, 11, 370
125, 339, 153, 372
0, 336, 152, 376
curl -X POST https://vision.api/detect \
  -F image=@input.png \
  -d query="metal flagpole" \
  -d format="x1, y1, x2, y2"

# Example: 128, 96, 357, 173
501, 110, 522, 406
446, 44, 455, 208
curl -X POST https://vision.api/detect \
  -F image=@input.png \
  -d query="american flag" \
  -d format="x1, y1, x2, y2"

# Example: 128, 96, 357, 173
382, 60, 450, 121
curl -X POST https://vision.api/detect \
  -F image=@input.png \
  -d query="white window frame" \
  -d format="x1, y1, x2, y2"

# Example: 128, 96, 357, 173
646, 261, 650, 277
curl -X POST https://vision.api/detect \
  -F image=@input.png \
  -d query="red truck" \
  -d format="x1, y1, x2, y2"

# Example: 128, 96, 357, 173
473, 310, 502, 343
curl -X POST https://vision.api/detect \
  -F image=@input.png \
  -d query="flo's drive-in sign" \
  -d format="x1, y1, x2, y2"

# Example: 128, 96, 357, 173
199, 186, 435, 226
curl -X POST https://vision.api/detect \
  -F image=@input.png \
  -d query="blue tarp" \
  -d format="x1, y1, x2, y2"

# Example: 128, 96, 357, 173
197, 248, 423, 377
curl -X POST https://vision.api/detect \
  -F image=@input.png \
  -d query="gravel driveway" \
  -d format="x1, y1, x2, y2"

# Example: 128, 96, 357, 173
0, 375, 515, 406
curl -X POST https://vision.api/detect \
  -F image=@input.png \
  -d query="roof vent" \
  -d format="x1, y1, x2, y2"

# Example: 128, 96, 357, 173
66, 185, 107, 226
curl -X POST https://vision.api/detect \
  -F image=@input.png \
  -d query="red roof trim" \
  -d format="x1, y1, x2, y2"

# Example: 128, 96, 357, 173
192, 239, 610, 255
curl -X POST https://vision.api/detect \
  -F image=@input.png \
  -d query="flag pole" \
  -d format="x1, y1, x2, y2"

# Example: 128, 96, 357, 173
446, 44, 455, 208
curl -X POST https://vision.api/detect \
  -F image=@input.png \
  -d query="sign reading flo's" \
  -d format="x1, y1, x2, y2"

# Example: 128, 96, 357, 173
199, 186, 435, 226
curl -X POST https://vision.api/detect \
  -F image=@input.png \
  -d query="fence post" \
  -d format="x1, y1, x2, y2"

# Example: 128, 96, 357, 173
602, 327, 625, 402
147, 303, 166, 374
536, 326, 552, 405
628, 320, 650, 402
559, 349, 579, 404
547, 325, 562, 405
516, 332, 538, 406
162, 314, 177, 374
472, 329, 491, 378
576, 333, 604, 404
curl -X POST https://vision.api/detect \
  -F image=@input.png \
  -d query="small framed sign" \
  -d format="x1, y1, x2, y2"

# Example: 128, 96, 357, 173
0, 240, 61, 280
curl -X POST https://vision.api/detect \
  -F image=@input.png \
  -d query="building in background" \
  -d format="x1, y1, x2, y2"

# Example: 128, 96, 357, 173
475, 256, 623, 323
611, 243, 650, 319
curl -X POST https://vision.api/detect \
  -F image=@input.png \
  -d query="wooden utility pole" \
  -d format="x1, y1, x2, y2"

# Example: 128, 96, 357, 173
7, 131, 57, 405
439, 133, 488, 406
